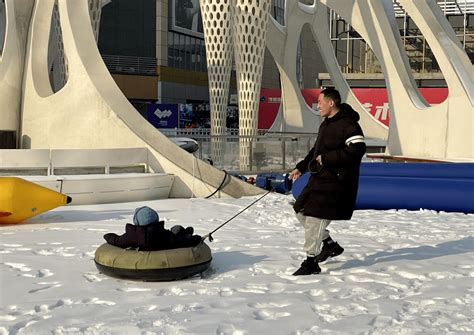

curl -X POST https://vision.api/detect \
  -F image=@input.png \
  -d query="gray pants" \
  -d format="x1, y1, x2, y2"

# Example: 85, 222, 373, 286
296, 212, 331, 256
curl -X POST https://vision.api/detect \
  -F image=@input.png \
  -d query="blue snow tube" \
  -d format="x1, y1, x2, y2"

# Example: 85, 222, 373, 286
291, 163, 474, 213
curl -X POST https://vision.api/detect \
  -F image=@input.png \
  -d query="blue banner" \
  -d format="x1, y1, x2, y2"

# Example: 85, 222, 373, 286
147, 104, 179, 128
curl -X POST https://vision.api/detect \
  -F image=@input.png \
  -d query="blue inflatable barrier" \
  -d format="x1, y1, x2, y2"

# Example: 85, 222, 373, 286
291, 172, 310, 199
256, 172, 293, 194
356, 176, 474, 213
291, 163, 474, 213
359, 162, 474, 179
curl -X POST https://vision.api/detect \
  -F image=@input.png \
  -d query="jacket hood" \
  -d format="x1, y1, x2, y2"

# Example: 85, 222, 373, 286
331, 103, 360, 122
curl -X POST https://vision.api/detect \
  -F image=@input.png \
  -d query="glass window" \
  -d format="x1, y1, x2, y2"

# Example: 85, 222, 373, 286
326, 2, 473, 77
168, 32, 174, 67
447, 15, 465, 34
406, 18, 421, 37
201, 39, 207, 72
185, 35, 191, 69
465, 39, 474, 63
273, 0, 285, 25
397, 17, 406, 36
167, 31, 206, 72
179, 34, 185, 68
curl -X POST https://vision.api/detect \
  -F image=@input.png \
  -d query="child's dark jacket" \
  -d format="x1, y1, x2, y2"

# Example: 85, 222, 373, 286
104, 221, 175, 251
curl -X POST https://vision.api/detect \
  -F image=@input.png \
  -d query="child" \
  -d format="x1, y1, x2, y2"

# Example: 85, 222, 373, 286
104, 206, 201, 250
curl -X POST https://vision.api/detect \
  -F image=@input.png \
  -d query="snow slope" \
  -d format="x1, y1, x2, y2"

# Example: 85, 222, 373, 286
1, 194, 473, 334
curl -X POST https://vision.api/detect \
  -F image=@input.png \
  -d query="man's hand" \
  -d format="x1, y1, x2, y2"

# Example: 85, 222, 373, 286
288, 169, 301, 181
316, 155, 322, 165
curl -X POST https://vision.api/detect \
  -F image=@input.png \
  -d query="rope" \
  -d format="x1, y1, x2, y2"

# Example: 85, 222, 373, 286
198, 168, 290, 243
201, 189, 272, 243
205, 170, 228, 199
191, 154, 196, 198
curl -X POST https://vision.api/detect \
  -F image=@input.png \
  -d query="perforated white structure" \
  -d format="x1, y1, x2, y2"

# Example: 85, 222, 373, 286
200, 0, 234, 166
201, 0, 271, 169
50, 1, 68, 92
88, 0, 102, 42
88, 0, 111, 42
232, 0, 272, 170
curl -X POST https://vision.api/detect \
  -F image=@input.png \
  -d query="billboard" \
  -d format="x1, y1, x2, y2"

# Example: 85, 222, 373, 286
179, 103, 210, 128
258, 89, 281, 129
259, 88, 449, 128
147, 104, 179, 129
171, 0, 204, 38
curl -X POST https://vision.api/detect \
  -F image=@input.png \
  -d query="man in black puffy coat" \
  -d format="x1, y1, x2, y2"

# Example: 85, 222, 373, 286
288, 88, 366, 275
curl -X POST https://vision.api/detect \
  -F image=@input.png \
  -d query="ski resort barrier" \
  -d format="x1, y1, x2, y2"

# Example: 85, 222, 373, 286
255, 172, 293, 194
359, 162, 474, 179
0, 148, 174, 205
291, 163, 474, 214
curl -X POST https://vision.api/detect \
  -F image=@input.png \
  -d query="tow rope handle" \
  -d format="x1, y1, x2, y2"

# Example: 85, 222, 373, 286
201, 233, 214, 243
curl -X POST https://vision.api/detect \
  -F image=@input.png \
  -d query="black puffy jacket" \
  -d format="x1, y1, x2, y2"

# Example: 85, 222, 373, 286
293, 103, 366, 220
103, 222, 202, 250
103, 221, 176, 251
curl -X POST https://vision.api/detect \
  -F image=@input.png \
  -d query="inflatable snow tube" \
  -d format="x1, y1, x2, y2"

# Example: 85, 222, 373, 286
94, 242, 212, 281
291, 163, 474, 213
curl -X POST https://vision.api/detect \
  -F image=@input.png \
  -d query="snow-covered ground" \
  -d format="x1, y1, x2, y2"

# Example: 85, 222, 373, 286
1, 193, 473, 334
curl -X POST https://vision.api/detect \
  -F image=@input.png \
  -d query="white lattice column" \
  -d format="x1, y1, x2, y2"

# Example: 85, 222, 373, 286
88, 0, 110, 42
200, 0, 233, 166
51, 0, 68, 91
88, 0, 101, 42
232, 0, 271, 171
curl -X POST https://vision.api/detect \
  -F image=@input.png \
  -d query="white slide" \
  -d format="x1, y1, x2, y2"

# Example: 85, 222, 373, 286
17, 0, 263, 198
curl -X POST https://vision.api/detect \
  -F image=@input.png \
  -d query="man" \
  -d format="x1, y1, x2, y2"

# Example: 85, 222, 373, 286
288, 88, 366, 275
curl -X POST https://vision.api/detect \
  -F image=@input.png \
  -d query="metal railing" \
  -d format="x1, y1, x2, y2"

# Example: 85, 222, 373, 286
160, 130, 386, 174
101, 54, 157, 75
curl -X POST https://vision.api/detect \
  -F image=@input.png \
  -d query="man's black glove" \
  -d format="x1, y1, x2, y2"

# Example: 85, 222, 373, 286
308, 158, 323, 175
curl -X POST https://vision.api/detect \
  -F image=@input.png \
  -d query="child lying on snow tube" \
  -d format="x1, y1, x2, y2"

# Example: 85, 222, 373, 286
103, 206, 201, 251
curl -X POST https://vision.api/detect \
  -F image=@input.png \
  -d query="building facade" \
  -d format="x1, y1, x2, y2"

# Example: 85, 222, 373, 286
97, 0, 473, 122
319, 0, 474, 87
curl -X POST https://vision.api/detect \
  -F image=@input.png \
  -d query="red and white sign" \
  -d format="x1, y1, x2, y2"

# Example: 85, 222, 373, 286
259, 88, 448, 128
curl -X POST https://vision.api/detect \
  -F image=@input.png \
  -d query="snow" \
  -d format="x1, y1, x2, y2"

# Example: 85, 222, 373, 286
1, 193, 473, 334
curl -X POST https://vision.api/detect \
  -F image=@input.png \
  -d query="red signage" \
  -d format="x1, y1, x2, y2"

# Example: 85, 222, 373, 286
258, 89, 281, 129
259, 88, 448, 128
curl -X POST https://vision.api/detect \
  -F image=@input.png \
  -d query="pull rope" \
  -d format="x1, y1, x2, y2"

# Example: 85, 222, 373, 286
201, 189, 273, 243
205, 170, 228, 199
191, 154, 196, 198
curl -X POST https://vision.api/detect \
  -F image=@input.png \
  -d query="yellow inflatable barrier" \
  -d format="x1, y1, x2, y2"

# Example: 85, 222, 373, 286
0, 177, 71, 224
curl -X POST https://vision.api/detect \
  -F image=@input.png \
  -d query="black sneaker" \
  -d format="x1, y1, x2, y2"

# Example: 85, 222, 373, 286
315, 242, 344, 263
292, 256, 321, 276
